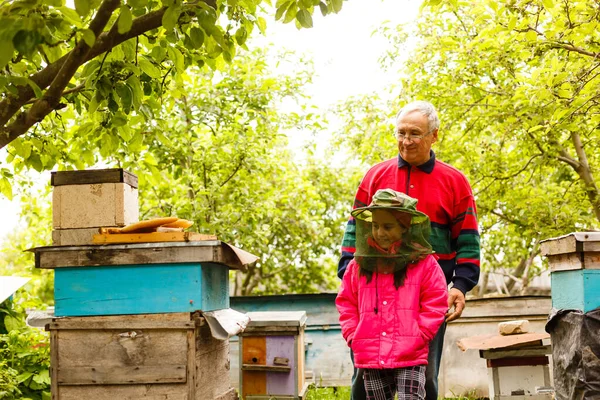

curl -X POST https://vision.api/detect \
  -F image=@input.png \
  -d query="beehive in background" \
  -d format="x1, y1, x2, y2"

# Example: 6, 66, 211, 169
239, 311, 308, 399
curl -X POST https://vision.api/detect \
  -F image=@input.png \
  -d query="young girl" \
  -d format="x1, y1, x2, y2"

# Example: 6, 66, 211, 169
336, 188, 447, 400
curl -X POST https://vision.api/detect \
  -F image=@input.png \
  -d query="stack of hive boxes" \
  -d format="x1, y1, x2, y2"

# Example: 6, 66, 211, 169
39, 168, 241, 400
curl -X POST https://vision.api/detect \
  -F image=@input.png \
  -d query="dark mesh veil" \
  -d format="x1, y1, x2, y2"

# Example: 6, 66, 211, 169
351, 189, 434, 276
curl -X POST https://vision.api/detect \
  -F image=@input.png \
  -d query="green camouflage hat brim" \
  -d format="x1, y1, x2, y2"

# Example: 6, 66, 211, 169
351, 206, 429, 225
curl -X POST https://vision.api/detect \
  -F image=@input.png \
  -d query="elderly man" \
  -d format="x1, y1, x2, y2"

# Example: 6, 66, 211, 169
338, 100, 481, 400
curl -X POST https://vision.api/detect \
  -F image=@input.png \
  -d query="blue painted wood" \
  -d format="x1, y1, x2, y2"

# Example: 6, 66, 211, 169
551, 270, 600, 312
54, 263, 229, 316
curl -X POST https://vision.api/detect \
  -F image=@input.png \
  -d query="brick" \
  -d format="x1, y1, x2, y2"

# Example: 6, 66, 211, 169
498, 320, 530, 336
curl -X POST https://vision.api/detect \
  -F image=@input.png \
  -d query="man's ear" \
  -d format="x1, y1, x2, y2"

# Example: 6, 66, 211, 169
431, 128, 439, 144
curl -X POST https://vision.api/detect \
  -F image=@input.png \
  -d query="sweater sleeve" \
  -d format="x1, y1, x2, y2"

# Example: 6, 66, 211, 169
450, 178, 481, 294
335, 260, 360, 345
337, 183, 371, 279
418, 256, 448, 342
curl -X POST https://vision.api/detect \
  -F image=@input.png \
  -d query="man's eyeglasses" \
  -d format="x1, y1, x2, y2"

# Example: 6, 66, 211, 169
394, 130, 433, 143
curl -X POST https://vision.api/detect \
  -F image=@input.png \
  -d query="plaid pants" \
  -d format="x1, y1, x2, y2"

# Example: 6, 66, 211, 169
363, 365, 426, 400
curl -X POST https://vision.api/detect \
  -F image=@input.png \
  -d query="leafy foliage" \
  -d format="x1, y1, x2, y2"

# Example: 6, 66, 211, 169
102, 48, 356, 295
0, 295, 51, 400
333, 0, 600, 293
0, 0, 347, 181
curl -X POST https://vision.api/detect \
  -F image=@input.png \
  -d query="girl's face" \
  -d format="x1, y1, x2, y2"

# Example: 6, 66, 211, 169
371, 209, 406, 250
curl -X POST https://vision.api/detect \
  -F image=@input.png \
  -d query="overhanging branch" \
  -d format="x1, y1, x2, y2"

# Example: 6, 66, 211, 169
0, 0, 217, 149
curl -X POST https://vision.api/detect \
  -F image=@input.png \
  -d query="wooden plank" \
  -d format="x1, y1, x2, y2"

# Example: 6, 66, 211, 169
548, 252, 600, 272
55, 385, 188, 400
33, 242, 244, 270
53, 264, 212, 317
92, 232, 217, 244
57, 365, 187, 385
551, 269, 600, 312
297, 330, 305, 394
242, 364, 292, 372
50, 320, 194, 330
52, 312, 190, 324
51, 329, 59, 400
457, 333, 548, 351
480, 345, 551, 360
486, 356, 549, 368
242, 336, 267, 397
241, 326, 301, 335
266, 335, 296, 395
246, 311, 307, 327
195, 323, 232, 399
51, 169, 138, 188
540, 234, 577, 256
186, 329, 195, 400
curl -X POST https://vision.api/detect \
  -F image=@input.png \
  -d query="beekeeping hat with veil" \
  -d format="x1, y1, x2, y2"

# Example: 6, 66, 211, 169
351, 188, 434, 273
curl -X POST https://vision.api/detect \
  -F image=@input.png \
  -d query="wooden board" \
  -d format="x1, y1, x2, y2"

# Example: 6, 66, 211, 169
51, 168, 138, 188
92, 231, 217, 244
540, 232, 600, 256
456, 332, 549, 351
49, 312, 234, 400
31, 241, 247, 270
54, 263, 229, 316
241, 336, 267, 398
551, 269, 600, 312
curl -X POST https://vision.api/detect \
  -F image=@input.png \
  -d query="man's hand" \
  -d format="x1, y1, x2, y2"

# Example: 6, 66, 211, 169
445, 288, 466, 322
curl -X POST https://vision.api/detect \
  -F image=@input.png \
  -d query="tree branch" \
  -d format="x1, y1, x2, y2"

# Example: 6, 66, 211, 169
1, 0, 121, 147
0, 0, 217, 149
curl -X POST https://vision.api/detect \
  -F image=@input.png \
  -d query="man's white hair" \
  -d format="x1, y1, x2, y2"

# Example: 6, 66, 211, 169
395, 101, 440, 133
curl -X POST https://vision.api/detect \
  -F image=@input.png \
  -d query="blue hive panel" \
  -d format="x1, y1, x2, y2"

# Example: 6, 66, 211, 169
54, 262, 229, 317
551, 269, 600, 312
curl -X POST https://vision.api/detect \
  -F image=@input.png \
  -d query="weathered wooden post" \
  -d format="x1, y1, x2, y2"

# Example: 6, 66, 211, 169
540, 232, 600, 399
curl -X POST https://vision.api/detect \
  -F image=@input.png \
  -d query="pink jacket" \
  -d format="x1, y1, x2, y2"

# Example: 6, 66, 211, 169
336, 255, 447, 369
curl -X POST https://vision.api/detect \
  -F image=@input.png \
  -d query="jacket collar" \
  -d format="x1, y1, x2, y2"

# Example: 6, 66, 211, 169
397, 150, 436, 174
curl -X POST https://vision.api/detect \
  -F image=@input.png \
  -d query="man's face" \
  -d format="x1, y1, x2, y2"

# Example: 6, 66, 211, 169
396, 110, 438, 166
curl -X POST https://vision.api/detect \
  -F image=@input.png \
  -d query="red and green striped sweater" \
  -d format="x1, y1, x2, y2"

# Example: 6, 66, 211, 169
339, 151, 480, 294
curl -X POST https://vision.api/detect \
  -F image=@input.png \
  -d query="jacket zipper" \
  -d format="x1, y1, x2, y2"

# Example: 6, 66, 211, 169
405, 165, 411, 194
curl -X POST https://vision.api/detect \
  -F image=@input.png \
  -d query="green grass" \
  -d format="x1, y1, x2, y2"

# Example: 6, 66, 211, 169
304, 386, 483, 399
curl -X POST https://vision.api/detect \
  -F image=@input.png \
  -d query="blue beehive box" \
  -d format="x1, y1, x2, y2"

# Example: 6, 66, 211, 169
31, 241, 255, 317
541, 232, 600, 312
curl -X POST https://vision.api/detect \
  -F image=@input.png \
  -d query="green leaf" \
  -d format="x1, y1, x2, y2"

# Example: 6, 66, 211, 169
74, 0, 89, 17
126, 76, 144, 109
542, 0, 553, 10
118, 6, 133, 34
0, 40, 14, 69
139, 58, 161, 79
319, 1, 328, 16
0, 177, 13, 200
275, 0, 290, 7
283, 3, 298, 23
256, 16, 267, 34
128, 0, 148, 7
162, 6, 180, 31
189, 27, 205, 48
525, 30, 537, 41
507, 16, 517, 31
330, 0, 342, 13
58, 6, 83, 25
116, 83, 133, 114
167, 46, 184, 72
296, 9, 313, 28
12, 30, 41, 55
235, 26, 248, 45
81, 28, 95, 47
275, 2, 290, 20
